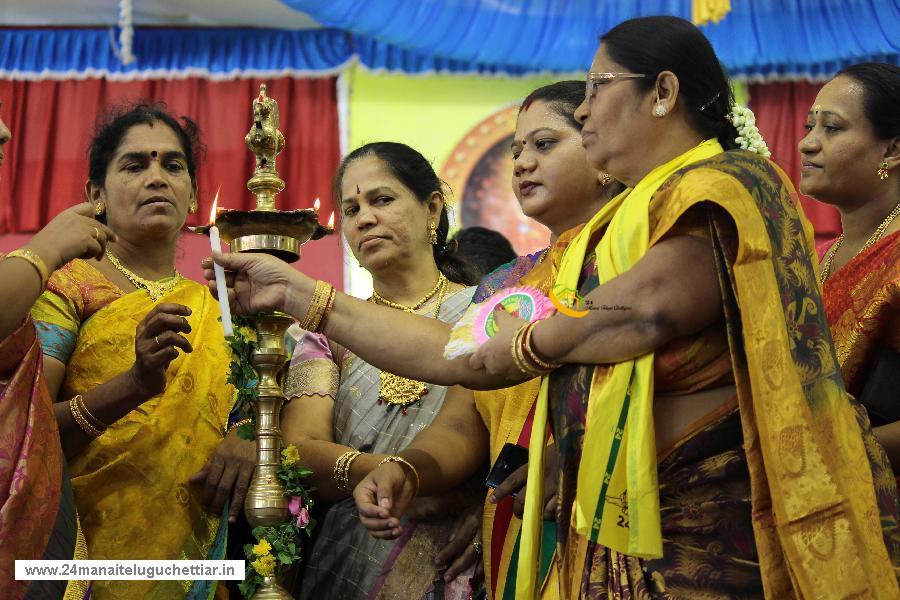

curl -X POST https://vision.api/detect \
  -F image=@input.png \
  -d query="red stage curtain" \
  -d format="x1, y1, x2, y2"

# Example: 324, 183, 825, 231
0, 77, 343, 284
749, 81, 841, 242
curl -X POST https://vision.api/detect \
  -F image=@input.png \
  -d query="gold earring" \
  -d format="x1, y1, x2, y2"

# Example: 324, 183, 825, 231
877, 161, 889, 180
427, 222, 438, 245
189, 200, 198, 214
94, 202, 105, 216
599, 173, 612, 186
653, 104, 667, 117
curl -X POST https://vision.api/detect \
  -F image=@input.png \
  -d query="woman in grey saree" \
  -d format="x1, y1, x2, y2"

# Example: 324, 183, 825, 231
280, 142, 483, 600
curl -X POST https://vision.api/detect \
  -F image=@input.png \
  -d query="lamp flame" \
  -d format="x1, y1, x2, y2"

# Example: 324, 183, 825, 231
209, 188, 221, 224
327, 211, 335, 229
313, 197, 321, 213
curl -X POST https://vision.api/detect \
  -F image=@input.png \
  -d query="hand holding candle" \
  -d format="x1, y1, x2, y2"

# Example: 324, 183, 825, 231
208, 193, 234, 337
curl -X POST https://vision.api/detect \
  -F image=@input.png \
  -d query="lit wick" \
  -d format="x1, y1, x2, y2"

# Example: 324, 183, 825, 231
313, 198, 321, 213
327, 211, 335, 230
208, 190, 234, 337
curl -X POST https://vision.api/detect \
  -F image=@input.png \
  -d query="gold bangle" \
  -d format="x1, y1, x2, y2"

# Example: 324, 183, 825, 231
300, 280, 333, 332
5, 248, 49, 289
378, 455, 420, 498
510, 323, 542, 377
318, 285, 337, 333
75, 394, 108, 430
522, 322, 561, 372
225, 417, 252, 436
69, 396, 104, 437
334, 450, 362, 494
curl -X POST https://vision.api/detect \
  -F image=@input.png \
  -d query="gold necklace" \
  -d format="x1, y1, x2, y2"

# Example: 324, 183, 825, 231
370, 273, 447, 311
370, 276, 450, 412
819, 201, 900, 285
105, 250, 183, 302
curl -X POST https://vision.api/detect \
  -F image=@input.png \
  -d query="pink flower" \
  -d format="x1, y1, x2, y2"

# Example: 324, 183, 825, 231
296, 507, 310, 528
288, 495, 302, 516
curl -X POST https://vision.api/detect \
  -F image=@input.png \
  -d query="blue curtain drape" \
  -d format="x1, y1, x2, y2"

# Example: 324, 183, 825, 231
282, 0, 900, 78
2, 0, 897, 79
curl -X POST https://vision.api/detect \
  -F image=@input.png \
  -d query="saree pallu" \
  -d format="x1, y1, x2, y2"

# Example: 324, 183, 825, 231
290, 287, 477, 600
0, 317, 88, 600
533, 151, 899, 598
33, 263, 234, 600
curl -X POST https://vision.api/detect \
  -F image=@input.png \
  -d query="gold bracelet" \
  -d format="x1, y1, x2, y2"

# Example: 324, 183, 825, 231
225, 417, 252, 436
522, 322, 561, 372
378, 455, 420, 498
74, 394, 108, 430
5, 248, 49, 289
318, 285, 338, 333
69, 396, 104, 437
300, 280, 333, 332
334, 450, 362, 494
510, 324, 543, 377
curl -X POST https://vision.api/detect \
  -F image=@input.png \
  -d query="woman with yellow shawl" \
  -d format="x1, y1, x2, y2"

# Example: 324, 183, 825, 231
466, 17, 900, 598
31, 104, 243, 599
205, 18, 900, 600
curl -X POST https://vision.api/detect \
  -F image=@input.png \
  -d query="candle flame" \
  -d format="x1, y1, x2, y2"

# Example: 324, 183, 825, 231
327, 211, 335, 229
209, 188, 221, 224
313, 197, 321, 212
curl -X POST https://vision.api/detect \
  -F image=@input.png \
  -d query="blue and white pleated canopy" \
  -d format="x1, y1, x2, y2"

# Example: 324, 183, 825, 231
1, 0, 897, 80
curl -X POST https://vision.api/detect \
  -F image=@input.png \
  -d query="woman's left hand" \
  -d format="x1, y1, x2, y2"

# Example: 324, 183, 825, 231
468, 309, 530, 382
189, 431, 256, 522
434, 502, 484, 585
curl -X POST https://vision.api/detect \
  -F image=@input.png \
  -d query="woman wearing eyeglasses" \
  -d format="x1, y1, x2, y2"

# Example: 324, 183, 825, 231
202, 17, 899, 599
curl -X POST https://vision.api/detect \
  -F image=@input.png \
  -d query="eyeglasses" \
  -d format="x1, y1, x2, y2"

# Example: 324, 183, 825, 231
585, 72, 646, 101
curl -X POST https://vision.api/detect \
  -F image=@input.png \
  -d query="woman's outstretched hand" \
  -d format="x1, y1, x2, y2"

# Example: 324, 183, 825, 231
201, 251, 314, 318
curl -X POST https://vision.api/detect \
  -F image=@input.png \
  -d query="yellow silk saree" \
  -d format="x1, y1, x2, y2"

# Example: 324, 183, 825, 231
33, 261, 234, 599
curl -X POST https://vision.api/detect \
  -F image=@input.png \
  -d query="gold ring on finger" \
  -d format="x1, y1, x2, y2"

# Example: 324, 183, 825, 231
92, 226, 100, 239
472, 541, 483, 554
155, 335, 161, 347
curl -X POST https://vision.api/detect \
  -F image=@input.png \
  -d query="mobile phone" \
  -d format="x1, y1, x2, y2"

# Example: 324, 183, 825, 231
485, 443, 529, 489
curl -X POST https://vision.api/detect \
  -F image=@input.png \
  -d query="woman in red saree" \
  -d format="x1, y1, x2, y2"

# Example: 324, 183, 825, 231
800, 63, 900, 471
0, 99, 117, 599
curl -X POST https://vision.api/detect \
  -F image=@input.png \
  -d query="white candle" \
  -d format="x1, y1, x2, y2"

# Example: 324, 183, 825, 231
209, 225, 234, 337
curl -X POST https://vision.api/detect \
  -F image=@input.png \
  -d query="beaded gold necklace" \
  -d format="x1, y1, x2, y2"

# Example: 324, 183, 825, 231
370, 274, 449, 412
105, 250, 183, 302
819, 201, 900, 285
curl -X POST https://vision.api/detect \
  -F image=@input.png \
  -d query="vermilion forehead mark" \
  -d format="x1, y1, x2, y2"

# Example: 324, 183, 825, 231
357, 184, 361, 194
150, 150, 158, 158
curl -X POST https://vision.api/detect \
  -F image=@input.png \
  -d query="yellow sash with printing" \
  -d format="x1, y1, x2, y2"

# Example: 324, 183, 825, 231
517, 139, 724, 597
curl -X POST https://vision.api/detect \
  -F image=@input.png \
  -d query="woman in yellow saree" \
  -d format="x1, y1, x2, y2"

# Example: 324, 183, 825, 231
30, 104, 242, 599
199, 20, 900, 595
466, 17, 900, 598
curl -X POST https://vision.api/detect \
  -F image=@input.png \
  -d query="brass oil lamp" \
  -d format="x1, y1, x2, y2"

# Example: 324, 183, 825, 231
193, 84, 332, 599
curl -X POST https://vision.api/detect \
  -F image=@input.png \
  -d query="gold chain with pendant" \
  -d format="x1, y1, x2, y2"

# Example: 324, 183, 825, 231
105, 250, 183, 302
370, 274, 449, 410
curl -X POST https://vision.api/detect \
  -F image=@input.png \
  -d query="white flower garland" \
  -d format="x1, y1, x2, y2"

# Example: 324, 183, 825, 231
729, 105, 770, 157
117, 0, 136, 65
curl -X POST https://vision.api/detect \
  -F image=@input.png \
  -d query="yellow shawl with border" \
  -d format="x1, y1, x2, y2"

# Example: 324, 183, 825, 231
519, 141, 898, 598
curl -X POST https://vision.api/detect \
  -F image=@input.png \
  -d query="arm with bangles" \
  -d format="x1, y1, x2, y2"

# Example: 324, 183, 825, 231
281, 389, 393, 502
201, 251, 515, 390
0, 203, 116, 341
471, 234, 724, 379
44, 300, 194, 458
352, 385, 489, 539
